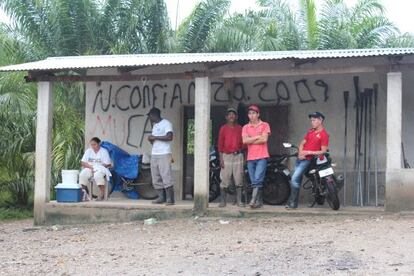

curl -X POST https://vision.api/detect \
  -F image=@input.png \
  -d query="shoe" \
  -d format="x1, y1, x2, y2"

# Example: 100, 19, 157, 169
219, 188, 227, 208
236, 187, 245, 207
152, 189, 166, 204
249, 187, 259, 208
256, 188, 263, 208
165, 186, 175, 206
285, 188, 300, 209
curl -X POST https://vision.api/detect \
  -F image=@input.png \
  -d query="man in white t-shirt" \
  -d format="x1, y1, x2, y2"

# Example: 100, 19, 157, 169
147, 108, 175, 205
79, 137, 112, 200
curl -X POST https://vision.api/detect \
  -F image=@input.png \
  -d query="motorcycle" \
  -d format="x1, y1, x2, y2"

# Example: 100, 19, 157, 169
115, 157, 158, 200
283, 142, 343, 210
118, 148, 226, 202
209, 146, 294, 205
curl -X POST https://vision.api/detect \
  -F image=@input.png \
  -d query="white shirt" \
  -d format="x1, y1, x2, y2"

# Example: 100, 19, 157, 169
151, 119, 173, 155
81, 147, 112, 166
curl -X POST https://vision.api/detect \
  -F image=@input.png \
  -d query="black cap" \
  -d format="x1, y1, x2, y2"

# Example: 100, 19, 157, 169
308, 111, 325, 120
147, 107, 161, 117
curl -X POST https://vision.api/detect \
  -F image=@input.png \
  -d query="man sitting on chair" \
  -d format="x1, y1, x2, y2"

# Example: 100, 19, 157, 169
79, 137, 112, 200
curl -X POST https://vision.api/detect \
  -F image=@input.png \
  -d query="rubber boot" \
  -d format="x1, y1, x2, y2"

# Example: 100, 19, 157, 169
152, 189, 166, 204
256, 187, 263, 208
285, 188, 300, 209
165, 186, 175, 206
249, 187, 259, 208
236, 187, 245, 207
219, 188, 227, 207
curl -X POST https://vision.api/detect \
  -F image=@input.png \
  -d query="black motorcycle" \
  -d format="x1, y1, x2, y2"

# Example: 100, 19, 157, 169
283, 143, 343, 210
209, 147, 222, 202
209, 146, 294, 205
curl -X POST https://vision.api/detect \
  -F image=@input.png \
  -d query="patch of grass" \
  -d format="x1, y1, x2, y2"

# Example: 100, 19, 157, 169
0, 207, 33, 221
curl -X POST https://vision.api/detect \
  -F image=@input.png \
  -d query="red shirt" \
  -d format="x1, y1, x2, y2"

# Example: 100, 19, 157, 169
242, 121, 271, 161
218, 124, 243, 153
303, 128, 329, 160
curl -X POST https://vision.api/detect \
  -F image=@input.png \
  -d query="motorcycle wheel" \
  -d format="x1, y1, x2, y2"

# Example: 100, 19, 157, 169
209, 173, 221, 202
325, 176, 340, 210
263, 173, 291, 205
135, 183, 158, 200
315, 195, 325, 205
134, 169, 158, 200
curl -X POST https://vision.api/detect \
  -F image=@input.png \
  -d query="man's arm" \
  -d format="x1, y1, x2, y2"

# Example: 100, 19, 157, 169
243, 135, 259, 145
149, 132, 173, 142
302, 145, 328, 156
218, 128, 225, 168
298, 139, 307, 160
252, 134, 269, 144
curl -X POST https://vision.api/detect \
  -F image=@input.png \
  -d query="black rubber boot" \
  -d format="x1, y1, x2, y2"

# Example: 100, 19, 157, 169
152, 189, 166, 204
165, 186, 175, 206
285, 188, 300, 209
219, 188, 227, 207
256, 188, 263, 208
249, 187, 259, 208
236, 187, 245, 207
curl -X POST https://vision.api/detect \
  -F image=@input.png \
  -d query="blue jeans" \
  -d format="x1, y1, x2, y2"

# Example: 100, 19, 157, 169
247, 159, 267, 188
290, 159, 311, 189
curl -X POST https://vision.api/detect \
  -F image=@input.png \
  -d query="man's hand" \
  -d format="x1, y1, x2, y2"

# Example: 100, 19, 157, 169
220, 158, 225, 169
148, 135, 156, 142
299, 150, 308, 160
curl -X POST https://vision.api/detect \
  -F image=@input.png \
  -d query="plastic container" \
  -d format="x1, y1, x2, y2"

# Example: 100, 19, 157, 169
62, 170, 79, 185
55, 183, 82, 202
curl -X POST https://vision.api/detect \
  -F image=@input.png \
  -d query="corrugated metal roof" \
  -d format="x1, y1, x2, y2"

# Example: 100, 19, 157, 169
0, 48, 413, 72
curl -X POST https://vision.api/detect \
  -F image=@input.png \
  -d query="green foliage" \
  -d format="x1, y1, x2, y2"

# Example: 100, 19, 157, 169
0, 207, 33, 221
176, 0, 231, 52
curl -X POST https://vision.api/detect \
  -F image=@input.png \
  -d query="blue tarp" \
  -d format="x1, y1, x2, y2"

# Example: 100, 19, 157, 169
101, 141, 140, 199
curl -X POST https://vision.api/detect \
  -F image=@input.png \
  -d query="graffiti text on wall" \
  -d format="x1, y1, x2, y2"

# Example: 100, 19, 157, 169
91, 79, 329, 148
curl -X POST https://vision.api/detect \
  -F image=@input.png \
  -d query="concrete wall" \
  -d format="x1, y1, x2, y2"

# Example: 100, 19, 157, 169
84, 59, 414, 205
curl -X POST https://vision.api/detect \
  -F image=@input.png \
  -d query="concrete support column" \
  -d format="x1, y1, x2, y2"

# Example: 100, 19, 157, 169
385, 71, 409, 212
386, 72, 402, 170
193, 76, 211, 214
34, 82, 53, 225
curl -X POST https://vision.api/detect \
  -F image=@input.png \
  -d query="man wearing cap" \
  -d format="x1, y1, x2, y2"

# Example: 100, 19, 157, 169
242, 105, 271, 208
286, 112, 329, 209
217, 107, 245, 207
147, 107, 175, 205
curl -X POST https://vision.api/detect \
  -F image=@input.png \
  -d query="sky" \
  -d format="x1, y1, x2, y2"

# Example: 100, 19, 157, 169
0, 0, 412, 35
166, 0, 414, 34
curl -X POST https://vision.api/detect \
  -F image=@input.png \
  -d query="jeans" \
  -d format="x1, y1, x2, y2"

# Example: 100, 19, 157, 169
247, 158, 267, 188
290, 159, 311, 189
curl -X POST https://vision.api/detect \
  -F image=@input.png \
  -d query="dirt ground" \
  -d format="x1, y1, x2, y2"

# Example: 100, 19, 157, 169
1, 214, 413, 276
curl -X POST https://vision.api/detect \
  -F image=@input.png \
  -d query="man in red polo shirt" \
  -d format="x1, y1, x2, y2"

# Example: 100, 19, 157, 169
218, 107, 245, 207
242, 105, 271, 208
286, 112, 329, 209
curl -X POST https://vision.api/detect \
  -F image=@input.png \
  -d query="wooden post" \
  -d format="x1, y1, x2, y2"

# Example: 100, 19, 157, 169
193, 76, 211, 214
34, 82, 53, 225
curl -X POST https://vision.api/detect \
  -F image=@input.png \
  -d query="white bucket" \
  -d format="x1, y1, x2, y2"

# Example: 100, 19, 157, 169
62, 170, 79, 185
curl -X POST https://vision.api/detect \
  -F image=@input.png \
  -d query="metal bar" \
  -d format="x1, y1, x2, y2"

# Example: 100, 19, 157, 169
373, 84, 379, 206
343, 91, 350, 206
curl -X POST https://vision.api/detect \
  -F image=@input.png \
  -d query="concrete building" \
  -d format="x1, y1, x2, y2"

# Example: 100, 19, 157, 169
1, 48, 414, 225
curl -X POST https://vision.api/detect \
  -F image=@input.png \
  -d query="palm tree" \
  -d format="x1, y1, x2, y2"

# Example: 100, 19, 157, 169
194, 0, 411, 52
176, 0, 231, 52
